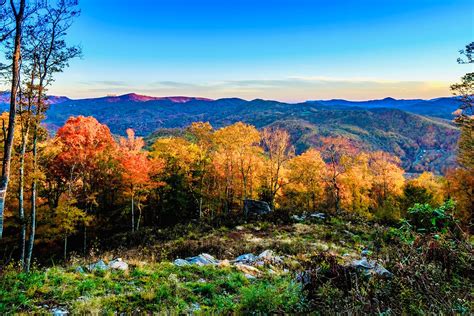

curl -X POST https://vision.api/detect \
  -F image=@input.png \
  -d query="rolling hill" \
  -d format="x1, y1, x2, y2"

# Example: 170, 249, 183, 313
0, 92, 460, 173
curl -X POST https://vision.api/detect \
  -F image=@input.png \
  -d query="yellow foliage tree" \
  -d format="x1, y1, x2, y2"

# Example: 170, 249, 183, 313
340, 153, 373, 217
369, 151, 405, 219
409, 172, 446, 206
213, 122, 263, 211
285, 149, 326, 211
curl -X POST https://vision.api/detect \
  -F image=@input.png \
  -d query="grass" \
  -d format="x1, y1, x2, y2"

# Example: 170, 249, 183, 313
1, 215, 472, 314
0, 262, 305, 313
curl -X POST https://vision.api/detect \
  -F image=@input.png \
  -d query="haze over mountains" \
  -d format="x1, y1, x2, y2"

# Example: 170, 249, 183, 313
0, 92, 460, 173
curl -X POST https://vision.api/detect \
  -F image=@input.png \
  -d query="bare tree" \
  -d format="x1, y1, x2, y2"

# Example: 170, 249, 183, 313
0, 0, 26, 239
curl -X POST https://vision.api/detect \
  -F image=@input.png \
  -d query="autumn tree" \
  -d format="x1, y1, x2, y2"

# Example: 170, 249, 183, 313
445, 168, 473, 227
186, 122, 215, 218
320, 136, 357, 213
119, 129, 154, 232
213, 122, 263, 212
260, 127, 294, 209
53, 194, 92, 260
51, 116, 117, 254
409, 172, 445, 206
151, 136, 208, 224
340, 153, 373, 217
368, 151, 405, 220
285, 148, 325, 211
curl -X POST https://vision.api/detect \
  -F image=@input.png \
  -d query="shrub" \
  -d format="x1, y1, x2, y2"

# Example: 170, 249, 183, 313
407, 199, 456, 233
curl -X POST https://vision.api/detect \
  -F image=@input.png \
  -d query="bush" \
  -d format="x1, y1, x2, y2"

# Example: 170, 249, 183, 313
407, 199, 456, 233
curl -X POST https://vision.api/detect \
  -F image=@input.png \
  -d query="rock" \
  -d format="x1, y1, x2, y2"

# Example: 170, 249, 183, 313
87, 260, 108, 272
296, 270, 312, 287
235, 263, 261, 277
244, 273, 256, 279
234, 253, 257, 264
373, 264, 393, 278
188, 302, 201, 312
309, 212, 326, 220
173, 259, 190, 266
75, 266, 85, 274
258, 250, 283, 265
244, 199, 272, 217
291, 214, 306, 222
351, 257, 393, 278
361, 249, 370, 256
352, 257, 373, 269
51, 307, 68, 316
108, 258, 128, 271
185, 253, 219, 266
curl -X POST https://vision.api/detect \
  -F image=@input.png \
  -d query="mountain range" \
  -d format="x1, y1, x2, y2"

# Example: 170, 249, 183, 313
0, 92, 460, 174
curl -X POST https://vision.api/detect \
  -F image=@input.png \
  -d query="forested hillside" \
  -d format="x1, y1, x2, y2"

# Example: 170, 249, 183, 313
0, 92, 460, 173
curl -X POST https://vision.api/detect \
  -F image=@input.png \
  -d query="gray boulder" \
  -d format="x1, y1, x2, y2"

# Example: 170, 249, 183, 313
108, 258, 128, 271
258, 249, 283, 265
87, 260, 108, 272
351, 257, 393, 278
52, 307, 68, 316
173, 258, 191, 266
234, 253, 257, 264
309, 212, 326, 220
74, 266, 85, 274
244, 199, 272, 217
291, 214, 306, 222
174, 253, 220, 266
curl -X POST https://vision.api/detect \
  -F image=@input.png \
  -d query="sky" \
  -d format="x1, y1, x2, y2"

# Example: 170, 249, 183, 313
11, 0, 474, 101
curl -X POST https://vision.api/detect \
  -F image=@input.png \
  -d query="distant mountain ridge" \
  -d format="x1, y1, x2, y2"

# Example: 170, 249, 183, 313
79, 93, 214, 103
0, 91, 459, 120
309, 96, 460, 119
0, 92, 460, 173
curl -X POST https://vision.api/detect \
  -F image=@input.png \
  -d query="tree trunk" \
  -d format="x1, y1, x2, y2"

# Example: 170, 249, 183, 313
24, 126, 38, 272
64, 235, 68, 261
198, 196, 203, 219
334, 181, 341, 213
18, 139, 27, 266
83, 224, 87, 256
19, 63, 35, 267
0, 0, 26, 238
131, 194, 135, 232
136, 203, 142, 231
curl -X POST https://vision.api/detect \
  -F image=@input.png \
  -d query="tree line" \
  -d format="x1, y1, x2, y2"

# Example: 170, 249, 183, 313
0, 116, 472, 267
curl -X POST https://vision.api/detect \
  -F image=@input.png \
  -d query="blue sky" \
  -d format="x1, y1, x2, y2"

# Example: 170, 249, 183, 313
43, 0, 474, 101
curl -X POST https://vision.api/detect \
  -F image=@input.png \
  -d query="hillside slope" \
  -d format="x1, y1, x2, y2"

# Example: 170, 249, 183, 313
0, 93, 459, 173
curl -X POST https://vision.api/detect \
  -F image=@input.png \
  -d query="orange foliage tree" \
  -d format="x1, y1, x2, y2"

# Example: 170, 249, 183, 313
119, 129, 155, 232
50, 116, 118, 252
